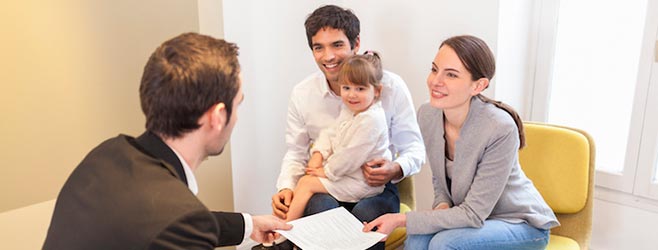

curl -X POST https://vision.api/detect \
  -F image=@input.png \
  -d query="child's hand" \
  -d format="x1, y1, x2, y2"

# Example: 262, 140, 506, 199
306, 166, 327, 178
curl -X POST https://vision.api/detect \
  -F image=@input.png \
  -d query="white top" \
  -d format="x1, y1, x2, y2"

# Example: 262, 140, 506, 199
170, 148, 199, 195
171, 147, 253, 243
312, 102, 391, 202
277, 70, 425, 191
445, 158, 454, 181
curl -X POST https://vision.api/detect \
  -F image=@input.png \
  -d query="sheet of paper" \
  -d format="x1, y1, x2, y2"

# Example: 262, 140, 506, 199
274, 207, 386, 250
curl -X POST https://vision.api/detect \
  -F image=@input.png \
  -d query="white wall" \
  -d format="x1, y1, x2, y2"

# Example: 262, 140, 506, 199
223, 0, 500, 215
590, 188, 658, 250
496, 0, 539, 119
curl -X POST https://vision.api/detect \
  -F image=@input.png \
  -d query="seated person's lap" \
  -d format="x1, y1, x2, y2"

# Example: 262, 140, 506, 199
303, 182, 400, 222
406, 220, 550, 250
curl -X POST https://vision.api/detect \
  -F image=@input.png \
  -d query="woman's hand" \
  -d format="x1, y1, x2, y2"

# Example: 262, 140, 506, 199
362, 213, 407, 241
433, 202, 450, 210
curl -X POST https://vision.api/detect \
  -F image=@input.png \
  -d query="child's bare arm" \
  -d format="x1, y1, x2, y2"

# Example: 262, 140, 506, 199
307, 151, 323, 169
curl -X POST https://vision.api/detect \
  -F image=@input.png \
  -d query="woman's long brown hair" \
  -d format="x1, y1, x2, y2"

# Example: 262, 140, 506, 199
441, 35, 525, 149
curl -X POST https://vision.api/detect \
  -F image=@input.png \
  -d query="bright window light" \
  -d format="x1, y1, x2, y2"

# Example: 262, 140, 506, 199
548, 0, 648, 173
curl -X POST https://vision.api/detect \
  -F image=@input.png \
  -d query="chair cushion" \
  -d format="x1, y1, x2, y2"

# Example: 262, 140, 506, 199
399, 203, 411, 214
519, 124, 591, 213
546, 234, 580, 250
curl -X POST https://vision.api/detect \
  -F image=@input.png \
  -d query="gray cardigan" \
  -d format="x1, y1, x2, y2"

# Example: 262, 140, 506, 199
406, 97, 559, 235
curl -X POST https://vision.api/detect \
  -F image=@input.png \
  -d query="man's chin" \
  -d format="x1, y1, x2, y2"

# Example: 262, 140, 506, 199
322, 71, 338, 82
208, 147, 225, 157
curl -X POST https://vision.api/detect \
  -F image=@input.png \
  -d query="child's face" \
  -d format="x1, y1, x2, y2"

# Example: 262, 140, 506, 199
340, 81, 377, 115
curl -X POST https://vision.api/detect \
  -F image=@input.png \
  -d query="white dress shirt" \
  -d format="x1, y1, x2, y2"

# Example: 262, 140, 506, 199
277, 70, 425, 191
170, 147, 253, 243
312, 102, 392, 202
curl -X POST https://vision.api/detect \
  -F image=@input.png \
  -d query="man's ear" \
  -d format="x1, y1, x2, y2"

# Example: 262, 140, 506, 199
208, 103, 227, 130
353, 35, 361, 54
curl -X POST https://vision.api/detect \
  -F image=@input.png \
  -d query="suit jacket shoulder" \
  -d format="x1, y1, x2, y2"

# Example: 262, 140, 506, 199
44, 133, 245, 250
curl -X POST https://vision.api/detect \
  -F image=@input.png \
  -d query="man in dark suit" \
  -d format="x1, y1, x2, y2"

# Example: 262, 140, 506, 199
43, 32, 291, 250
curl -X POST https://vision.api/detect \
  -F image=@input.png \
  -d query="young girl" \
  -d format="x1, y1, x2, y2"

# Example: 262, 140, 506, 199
284, 51, 392, 222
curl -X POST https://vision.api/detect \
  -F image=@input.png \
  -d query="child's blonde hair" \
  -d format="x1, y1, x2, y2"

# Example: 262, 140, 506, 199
338, 51, 383, 92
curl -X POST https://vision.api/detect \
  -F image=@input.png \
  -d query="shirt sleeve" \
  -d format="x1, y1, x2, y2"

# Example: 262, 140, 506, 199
241, 213, 253, 244
276, 92, 310, 191
388, 76, 426, 182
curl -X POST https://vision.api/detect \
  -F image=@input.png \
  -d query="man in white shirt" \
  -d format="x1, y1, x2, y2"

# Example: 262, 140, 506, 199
269, 5, 425, 250
44, 32, 291, 250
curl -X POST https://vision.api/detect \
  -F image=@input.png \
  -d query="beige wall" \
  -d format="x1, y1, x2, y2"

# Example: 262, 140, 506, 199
0, 0, 234, 214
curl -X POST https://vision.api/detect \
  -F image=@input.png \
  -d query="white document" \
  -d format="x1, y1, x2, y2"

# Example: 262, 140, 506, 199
274, 207, 386, 250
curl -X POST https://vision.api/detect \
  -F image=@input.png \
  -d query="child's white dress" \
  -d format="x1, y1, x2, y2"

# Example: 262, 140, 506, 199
311, 101, 391, 202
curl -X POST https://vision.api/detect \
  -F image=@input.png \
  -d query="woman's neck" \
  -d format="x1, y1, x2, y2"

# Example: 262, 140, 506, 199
443, 103, 470, 132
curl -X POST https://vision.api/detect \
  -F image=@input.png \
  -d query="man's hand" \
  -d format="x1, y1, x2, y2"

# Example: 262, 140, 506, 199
362, 213, 406, 241
271, 189, 293, 220
362, 158, 403, 186
250, 215, 292, 243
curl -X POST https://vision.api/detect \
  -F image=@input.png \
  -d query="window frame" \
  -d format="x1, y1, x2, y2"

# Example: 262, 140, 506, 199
530, 0, 658, 198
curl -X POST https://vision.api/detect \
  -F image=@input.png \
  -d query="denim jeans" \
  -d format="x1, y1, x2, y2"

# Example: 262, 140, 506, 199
303, 182, 400, 250
405, 220, 549, 250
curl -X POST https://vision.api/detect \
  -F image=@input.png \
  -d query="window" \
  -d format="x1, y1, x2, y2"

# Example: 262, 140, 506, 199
548, 0, 646, 174
531, 0, 658, 198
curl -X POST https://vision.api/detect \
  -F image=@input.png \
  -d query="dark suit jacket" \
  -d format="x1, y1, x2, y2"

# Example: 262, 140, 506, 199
43, 132, 245, 250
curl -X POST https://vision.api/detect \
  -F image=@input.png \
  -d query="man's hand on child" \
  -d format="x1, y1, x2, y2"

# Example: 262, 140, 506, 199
362, 158, 403, 186
271, 189, 293, 219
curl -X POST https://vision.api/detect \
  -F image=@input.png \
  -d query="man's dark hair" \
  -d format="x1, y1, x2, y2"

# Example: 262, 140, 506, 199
304, 5, 360, 49
140, 32, 240, 139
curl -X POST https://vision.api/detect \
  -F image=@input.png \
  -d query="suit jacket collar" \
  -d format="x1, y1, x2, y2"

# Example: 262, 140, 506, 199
134, 131, 188, 184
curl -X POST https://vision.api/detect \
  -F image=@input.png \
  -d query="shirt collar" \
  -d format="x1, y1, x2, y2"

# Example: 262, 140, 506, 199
169, 147, 199, 195
317, 72, 339, 98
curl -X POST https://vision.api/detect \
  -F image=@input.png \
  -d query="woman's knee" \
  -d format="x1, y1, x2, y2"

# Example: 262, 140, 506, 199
404, 234, 432, 250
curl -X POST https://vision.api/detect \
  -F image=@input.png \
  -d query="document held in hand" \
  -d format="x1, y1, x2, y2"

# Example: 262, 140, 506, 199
274, 206, 387, 250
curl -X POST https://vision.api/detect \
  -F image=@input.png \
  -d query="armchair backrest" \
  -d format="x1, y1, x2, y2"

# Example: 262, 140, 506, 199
396, 176, 415, 211
519, 122, 595, 250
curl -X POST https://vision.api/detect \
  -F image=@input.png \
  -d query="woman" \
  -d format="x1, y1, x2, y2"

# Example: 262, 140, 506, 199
363, 35, 558, 250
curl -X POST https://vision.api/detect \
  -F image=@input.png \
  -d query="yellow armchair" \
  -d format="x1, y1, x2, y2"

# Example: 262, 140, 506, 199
519, 122, 596, 250
384, 176, 415, 250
